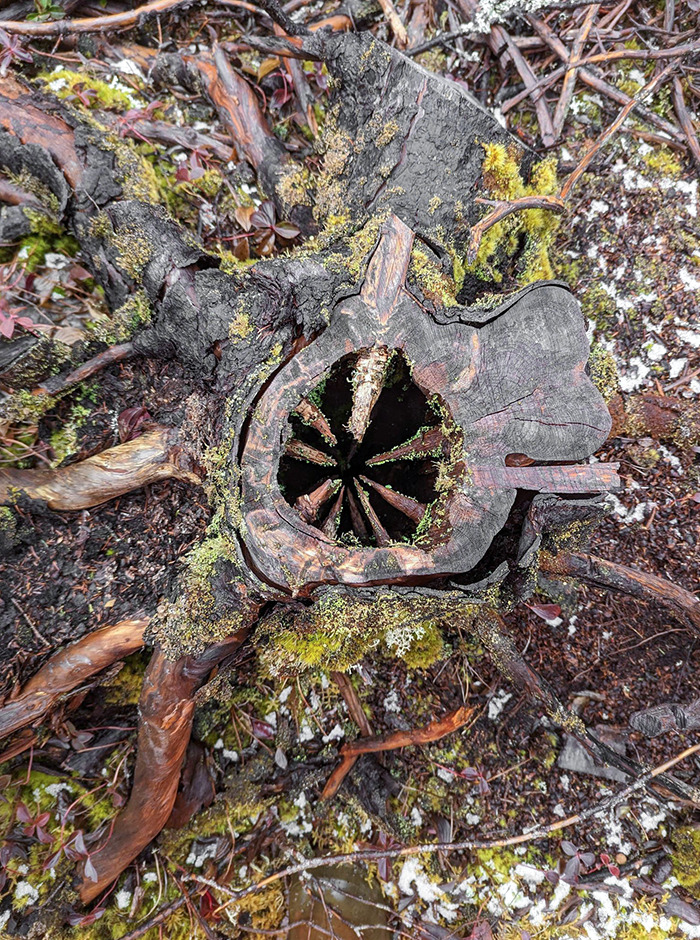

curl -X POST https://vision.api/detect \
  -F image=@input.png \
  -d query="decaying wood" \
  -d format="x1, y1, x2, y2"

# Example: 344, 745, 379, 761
542, 551, 700, 634
608, 392, 700, 452
0, 427, 200, 510
322, 704, 475, 799
0, 619, 148, 740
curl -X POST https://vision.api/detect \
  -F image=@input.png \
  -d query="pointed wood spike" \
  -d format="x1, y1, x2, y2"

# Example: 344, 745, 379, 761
294, 397, 338, 446
366, 425, 448, 467
294, 478, 341, 524
353, 480, 391, 547
347, 345, 393, 444
321, 485, 345, 538
358, 474, 426, 524
284, 439, 337, 467
346, 487, 370, 542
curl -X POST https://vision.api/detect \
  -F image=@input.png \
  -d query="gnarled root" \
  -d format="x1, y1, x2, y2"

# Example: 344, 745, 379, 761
541, 551, 700, 635
78, 626, 253, 903
0, 427, 201, 511
0, 619, 148, 740
473, 609, 700, 805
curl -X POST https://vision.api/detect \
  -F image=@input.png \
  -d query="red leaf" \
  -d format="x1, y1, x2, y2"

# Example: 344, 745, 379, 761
0, 317, 15, 339
526, 603, 562, 622
16, 802, 32, 824
273, 221, 301, 240
118, 405, 151, 443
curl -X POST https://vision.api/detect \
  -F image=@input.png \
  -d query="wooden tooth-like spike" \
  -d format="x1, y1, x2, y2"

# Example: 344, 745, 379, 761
348, 346, 393, 444
358, 475, 426, 524
321, 485, 345, 538
294, 478, 341, 524
366, 425, 448, 466
294, 397, 338, 446
284, 439, 337, 467
346, 487, 370, 542
353, 480, 390, 547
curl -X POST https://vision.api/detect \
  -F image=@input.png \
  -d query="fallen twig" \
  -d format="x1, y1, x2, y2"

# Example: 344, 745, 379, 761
672, 76, 700, 168
0, 0, 194, 36
466, 195, 565, 264
38, 342, 136, 396
553, 3, 599, 139
321, 704, 475, 799
376, 0, 408, 47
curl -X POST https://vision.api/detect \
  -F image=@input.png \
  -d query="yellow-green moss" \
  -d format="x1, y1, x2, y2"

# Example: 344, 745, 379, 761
6, 168, 60, 215
277, 163, 314, 210
671, 826, 700, 897
257, 590, 465, 676
49, 401, 92, 467
588, 343, 619, 403
38, 67, 142, 112
86, 290, 152, 344
463, 143, 559, 290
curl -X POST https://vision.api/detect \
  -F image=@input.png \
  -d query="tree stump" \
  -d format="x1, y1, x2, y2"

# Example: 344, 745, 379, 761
0, 23, 698, 905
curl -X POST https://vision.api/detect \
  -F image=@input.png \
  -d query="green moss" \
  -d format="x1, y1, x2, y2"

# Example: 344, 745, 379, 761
257, 589, 466, 676
86, 290, 152, 344
671, 826, 700, 897
110, 226, 153, 280
38, 67, 141, 112
6, 168, 60, 215
641, 144, 683, 179
409, 247, 459, 307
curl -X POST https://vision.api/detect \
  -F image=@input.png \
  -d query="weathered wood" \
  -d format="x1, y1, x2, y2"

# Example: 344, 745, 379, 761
0, 428, 201, 510
0, 619, 148, 740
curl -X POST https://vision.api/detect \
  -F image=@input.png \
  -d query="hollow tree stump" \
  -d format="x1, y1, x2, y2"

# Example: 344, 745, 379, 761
0, 23, 697, 905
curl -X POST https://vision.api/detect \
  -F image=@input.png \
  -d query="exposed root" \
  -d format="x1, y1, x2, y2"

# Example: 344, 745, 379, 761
0, 619, 148, 740
542, 551, 700, 635
79, 626, 253, 903
37, 342, 136, 396
608, 392, 700, 452
0, 427, 201, 510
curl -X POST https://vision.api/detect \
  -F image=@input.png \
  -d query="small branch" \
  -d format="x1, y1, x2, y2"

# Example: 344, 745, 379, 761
552, 3, 599, 139
254, 0, 309, 35
672, 76, 700, 168
559, 63, 675, 200
542, 551, 700, 635
467, 195, 565, 264
0, 619, 148, 740
0, 427, 201, 511
493, 24, 556, 148
321, 705, 475, 799
0, 0, 193, 35
376, 0, 408, 47
37, 342, 136, 396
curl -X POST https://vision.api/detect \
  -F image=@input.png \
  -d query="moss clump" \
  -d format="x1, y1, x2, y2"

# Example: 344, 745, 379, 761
671, 826, 700, 897
462, 143, 559, 290
86, 290, 152, 344
409, 247, 459, 307
49, 401, 92, 467
0, 506, 17, 552
386, 620, 446, 669
277, 163, 314, 210
228, 305, 254, 343
38, 67, 142, 112
110, 227, 154, 281
588, 343, 619, 403
256, 589, 465, 676
6, 168, 60, 215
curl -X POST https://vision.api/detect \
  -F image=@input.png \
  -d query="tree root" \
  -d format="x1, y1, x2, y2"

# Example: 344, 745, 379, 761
0, 427, 201, 510
541, 551, 700, 635
79, 626, 253, 903
608, 392, 700, 452
0, 619, 148, 740
473, 609, 700, 805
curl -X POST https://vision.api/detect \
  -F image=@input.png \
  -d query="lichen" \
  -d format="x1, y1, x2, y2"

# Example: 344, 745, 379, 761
86, 290, 152, 344
588, 342, 619, 403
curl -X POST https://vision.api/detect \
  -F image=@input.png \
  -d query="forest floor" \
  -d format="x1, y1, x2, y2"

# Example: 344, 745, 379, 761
0, 0, 699, 937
